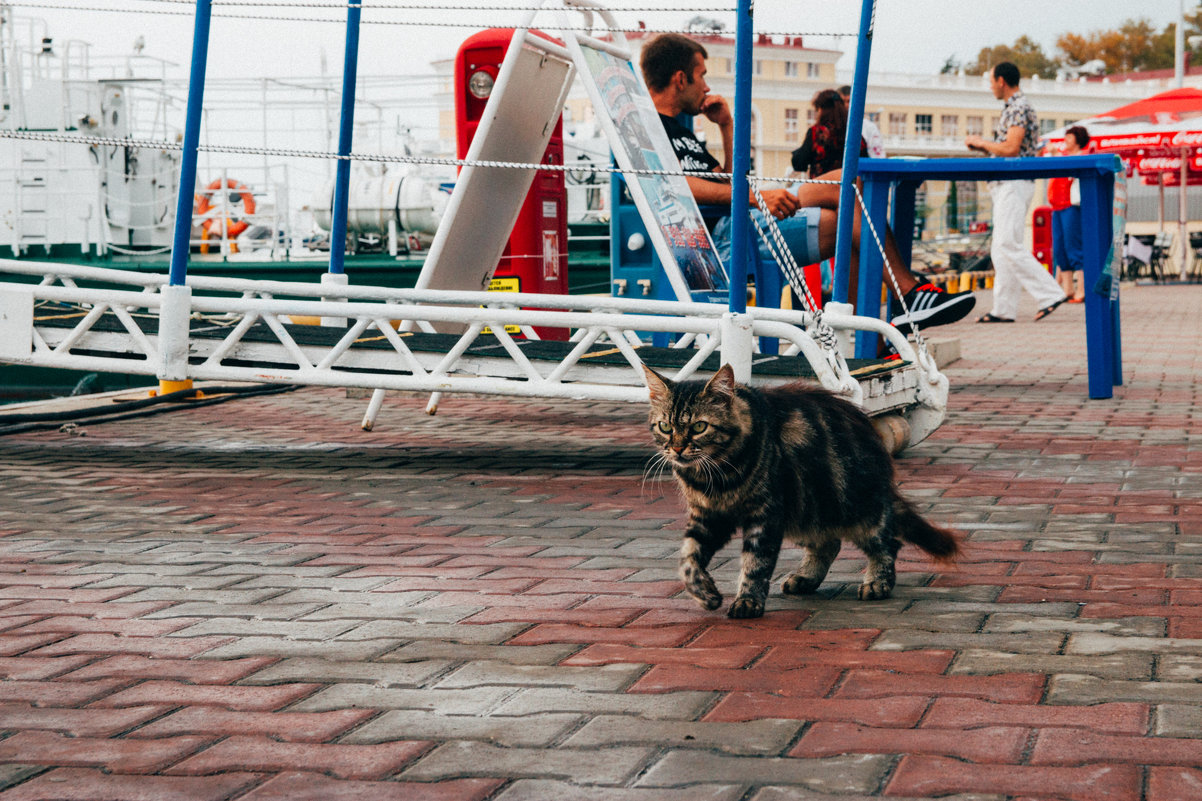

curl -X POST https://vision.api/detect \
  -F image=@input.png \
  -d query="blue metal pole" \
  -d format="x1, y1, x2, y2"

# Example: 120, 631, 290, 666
728, 0, 753, 313
327, 0, 363, 275
167, 0, 213, 287
832, 0, 876, 304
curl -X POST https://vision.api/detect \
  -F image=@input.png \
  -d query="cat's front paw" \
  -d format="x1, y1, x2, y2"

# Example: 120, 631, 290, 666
782, 573, 823, 595
857, 580, 893, 600
684, 572, 723, 610
726, 595, 765, 619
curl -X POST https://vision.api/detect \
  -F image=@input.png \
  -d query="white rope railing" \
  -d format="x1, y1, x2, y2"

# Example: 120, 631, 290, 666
4, 1, 848, 37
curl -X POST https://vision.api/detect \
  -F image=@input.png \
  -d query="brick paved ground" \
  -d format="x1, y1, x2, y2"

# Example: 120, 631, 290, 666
0, 284, 1200, 800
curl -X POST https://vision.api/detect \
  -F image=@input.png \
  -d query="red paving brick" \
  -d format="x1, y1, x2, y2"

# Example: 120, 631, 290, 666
0, 285, 1200, 799
0, 729, 212, 773
0, 768, 264, 801
125, 707, 375, 742
236, 773, 505, 801
920, 697, 1151, 735
790, 721, 1030, 763
164, 736, 432, 779
885, 755, 1142, 801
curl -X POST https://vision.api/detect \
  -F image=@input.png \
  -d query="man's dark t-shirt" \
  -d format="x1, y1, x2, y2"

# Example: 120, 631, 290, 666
660, 114, 724, 181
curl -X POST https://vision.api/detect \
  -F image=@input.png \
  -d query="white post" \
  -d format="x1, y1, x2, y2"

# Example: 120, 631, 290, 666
320, 271, 349, 327
1182, 147, 1191, 281
823, 300, 856, 358
1177, 0, 1187, 88
719, 312, 754, 383
157, 284, 193, 381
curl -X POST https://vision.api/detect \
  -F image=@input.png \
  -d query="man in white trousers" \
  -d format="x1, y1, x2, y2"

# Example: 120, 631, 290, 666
965, 61, 1067, 323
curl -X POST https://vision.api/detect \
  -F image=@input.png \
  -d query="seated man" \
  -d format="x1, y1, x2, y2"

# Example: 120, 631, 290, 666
640, 33, 974, 334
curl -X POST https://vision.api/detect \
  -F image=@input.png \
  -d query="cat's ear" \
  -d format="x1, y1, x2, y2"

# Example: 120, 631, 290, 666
642, 364, 671, 403
704, 363, 737, 403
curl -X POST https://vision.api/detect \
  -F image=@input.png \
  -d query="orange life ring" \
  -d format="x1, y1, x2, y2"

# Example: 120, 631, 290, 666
196, 179, 256, 253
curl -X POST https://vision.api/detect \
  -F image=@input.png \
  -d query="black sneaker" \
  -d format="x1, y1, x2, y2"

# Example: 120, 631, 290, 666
890, 283, 976, 333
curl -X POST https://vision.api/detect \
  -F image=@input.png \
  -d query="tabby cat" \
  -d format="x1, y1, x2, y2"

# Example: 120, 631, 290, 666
643, 363, 959, 619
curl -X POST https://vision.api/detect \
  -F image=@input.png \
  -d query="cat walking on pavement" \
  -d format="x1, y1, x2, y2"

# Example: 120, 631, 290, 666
643, 363, 959, 619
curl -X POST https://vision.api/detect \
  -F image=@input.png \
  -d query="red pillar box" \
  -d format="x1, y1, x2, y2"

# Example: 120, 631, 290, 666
455, 28, 569, 339
1031, 204, 1053, 273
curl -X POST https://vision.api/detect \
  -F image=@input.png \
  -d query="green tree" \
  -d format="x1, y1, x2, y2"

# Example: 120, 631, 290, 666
1055, 10, 1202, 74
966, 35, 1057, 79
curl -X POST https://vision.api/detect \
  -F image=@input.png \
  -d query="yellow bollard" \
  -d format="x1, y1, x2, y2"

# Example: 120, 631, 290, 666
154, 379, 194, 398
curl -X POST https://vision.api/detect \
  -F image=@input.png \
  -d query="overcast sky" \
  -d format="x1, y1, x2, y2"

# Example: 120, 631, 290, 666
13, 0, 1196, 80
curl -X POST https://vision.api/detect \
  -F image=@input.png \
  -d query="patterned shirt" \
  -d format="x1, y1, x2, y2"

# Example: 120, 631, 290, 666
993, 90, 1040, 158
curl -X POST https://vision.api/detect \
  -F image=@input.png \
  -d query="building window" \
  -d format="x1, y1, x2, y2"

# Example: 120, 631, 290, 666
990, 116, 1000, 134
941, 115, 958, 137
966, 116, 984, 136
807, 108, 816, 126
784, 108, 800, 143
754, 60, 763, 75
1040, 118, 1057, 134
867, 111, 881, 124
784, 61, 798, 78
807, 62, 820, 78
724, 58, 733, 74
888, 112, 907, 137
915, 114, 933, 136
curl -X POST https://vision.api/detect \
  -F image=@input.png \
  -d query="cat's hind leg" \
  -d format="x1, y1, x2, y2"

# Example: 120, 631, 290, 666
728, 521, 784, 619
679, 519, 732, 611
781, 538, 842, 595
857, 522, 902, 601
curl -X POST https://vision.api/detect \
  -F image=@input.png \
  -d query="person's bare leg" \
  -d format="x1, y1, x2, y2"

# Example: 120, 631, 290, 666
798, 170, 918, 299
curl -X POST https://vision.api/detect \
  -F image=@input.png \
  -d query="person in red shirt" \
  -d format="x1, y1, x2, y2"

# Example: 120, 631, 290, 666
1048, 126, 1089, 303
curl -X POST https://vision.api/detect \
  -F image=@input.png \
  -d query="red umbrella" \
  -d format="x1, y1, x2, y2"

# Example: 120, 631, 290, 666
1043, 88, 1202, 276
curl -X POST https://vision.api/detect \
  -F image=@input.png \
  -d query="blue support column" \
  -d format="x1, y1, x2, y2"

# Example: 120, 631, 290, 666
727, 0, 753, 313
832, 0, 876, 305
327, 0, 363, 276
853, 176, 889, 358
1079, 172, 1119, 398
167, 0, 213, 287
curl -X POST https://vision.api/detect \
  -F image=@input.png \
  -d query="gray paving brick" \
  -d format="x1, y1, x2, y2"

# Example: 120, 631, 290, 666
1065, 632, 1197, 655
1048, 674, 1202, 705
434, 662, 644, 692
870, 630, 1065, 654
337, 621, 530, 643
167, 618, 360, 640
379, 642, 578, 665
949, 649, 1152, 680
143, 602, 327, 620
1154, 704, 1202, 738
804, 609, 985, 632
491, 688, 715, 720
563, 715, 800, 754
983, 614, 1163, 637
237, 657, 450, 688
287, 684, 514, 715
637, 751, 891, 793
341, 710, 581, 747
494, 780, 744, 801
201, 636, 399, 661
401, 741, 656, 784
749, 791, 1004, 801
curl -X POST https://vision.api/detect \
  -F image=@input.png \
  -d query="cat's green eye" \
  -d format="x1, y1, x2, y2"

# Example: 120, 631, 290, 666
656, 421, 672, 433
690, 421, 709, 434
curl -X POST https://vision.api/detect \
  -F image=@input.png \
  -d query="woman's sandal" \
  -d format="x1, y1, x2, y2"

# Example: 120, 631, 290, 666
976, 313, 1014, 323
1034, 297, 1067, 321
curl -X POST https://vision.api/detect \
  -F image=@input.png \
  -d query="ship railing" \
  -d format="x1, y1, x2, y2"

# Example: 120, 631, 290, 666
0, 260, 948, 445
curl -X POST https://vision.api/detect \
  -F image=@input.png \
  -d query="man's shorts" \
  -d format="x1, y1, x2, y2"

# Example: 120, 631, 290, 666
711, 206, 822, 272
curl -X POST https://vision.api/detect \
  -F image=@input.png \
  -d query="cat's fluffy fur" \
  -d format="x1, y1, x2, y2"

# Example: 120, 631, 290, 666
644, 363, 959, 619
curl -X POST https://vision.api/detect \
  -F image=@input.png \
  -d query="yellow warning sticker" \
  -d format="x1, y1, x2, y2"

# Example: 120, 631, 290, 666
484, 276, 521, 333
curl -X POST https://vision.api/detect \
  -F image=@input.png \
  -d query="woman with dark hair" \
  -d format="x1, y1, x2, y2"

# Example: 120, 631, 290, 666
791, 89, 866, 178
1047, 125, 1090, 302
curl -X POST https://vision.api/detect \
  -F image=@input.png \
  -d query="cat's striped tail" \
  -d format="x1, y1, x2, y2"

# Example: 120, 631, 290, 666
894, 498, 961, 562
